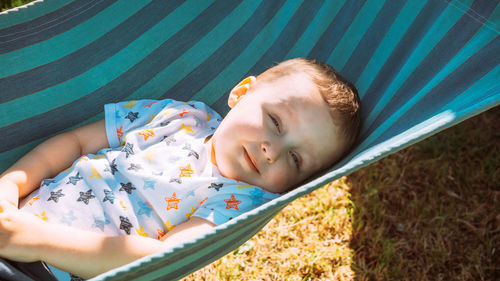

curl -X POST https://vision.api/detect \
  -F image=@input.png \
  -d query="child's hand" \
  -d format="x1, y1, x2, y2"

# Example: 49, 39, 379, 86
0, 200, 44, 262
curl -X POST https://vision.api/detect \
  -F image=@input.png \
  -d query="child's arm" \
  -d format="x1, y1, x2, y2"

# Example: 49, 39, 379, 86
0, 120, 108, 205
0, 201, 215, 279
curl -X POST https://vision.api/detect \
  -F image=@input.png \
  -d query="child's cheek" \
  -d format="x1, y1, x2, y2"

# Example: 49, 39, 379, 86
265, 166, 292, 192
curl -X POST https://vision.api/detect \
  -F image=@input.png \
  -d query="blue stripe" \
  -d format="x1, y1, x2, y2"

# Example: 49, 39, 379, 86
284, 0, 345, 60
0, 0, 116, 54
240, 0, 326, 85
355, 0, 428, 97
308, 0, 366, 63
364, 0, 498, 139
362, 0, 475, 131
0, 0, 95, 37
341, 0, 406, 83
379, 36, 500, 143
326, 0, 386, 71
0, 0, 240, 153
158, 0, 288, 106
0, 0, 183, 104
0, 1, 152, 78
358, 0, 449, 133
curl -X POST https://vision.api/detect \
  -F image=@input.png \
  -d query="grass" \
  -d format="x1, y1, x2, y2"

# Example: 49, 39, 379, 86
1, 0, 35, 12
184, 106, 499, 281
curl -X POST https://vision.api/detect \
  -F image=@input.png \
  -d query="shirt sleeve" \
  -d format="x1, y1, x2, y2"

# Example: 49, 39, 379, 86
192, 188, 279, 226
104, 99, 175, 147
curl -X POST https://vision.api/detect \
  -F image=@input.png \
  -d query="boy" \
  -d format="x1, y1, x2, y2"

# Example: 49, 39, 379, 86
0, 58, 360, 279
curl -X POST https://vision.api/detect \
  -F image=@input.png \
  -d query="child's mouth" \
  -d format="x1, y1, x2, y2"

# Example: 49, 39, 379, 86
243, 147, 260, 174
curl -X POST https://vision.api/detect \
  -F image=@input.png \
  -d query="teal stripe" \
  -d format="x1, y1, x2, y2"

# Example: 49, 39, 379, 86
284, 0, 345, 60
0, 0, 72, 29
363, 0, 474, 128
356, 0, 427, 96
0, 1, 211, 127
365, 69, 500, 158
0, 141, 38, 173
191, 0, 303, 104
125, 0, 261, 102
0, 113, 103, 172
326, 0, 386, 70
442, 66, 500, 116
358, 45, 499, 153
0, 1, 150, 78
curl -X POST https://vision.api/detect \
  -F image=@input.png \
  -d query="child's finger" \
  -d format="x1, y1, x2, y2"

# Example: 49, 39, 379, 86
0, 200, 16, 213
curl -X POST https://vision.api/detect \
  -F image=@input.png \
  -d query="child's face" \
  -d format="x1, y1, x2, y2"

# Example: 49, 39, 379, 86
210, 72, 345, 193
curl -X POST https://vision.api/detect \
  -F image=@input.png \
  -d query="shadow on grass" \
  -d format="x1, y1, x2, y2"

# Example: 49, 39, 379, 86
346, 106, 499, 280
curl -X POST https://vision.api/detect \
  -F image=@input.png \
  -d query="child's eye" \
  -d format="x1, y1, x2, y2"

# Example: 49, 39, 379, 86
290, 151, 300, 169
269, 115, 280, 132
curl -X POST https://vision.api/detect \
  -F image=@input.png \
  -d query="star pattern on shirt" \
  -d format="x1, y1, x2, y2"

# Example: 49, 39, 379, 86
59, 210, 77, 226
179, 109, 189, 117
169, 178, 182, 184
127, 163, 142, 171
165, 220, 176, 231
135, 226, 148, 237
180, 123, 193, 134
119, 182, 136, 194
138, 129, 155, 141
103, 189, 115, 204
209, 183, 223, 191
144, 101, 157, 108
125, 111, 139, 123
182, 143, 199, 159
92, 216, 111, 231
67, 172, 83, 185
165, 193, 181, 210
186, 190, 195, 198
157, 229, 166, 240
179, 164, 194, 177
119, 216, 133, 235
152, 171, 163, 176
185, 206, 196, 219
142, 150, 157, 162
110, 159, 118, 175
41, 179, 56, 187
89, 168, 102, 179
122, 143, 135, 158
162, 135, 176, 145
47, 189, 65, 203
122, 100, 137, 109
27, 195, 40, 206
143, 179, 155, 190
77, 189, 95, 205
224, 194, 242, 211
116, 126, 124, 143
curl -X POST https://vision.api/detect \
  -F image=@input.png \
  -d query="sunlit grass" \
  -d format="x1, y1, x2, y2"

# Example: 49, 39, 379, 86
185, 107, 498, 280
1, 0, 35, 12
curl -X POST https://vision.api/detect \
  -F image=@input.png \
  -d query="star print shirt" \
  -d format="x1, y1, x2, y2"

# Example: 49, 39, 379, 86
20, 99, 279, 238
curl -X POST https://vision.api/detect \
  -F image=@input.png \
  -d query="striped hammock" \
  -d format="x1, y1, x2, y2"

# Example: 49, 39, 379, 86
0, 0, 498, 280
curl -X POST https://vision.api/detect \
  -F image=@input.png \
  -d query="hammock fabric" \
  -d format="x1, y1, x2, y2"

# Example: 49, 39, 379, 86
0, 0, 498, 280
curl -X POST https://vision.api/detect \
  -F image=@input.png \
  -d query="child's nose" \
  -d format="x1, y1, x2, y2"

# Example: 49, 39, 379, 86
260, 141, 280, 163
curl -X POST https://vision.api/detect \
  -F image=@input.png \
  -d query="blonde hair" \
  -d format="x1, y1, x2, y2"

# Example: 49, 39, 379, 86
256, 58, 361, 155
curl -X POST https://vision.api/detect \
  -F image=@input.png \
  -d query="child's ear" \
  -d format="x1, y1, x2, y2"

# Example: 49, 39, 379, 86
228, 76, 256, 108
